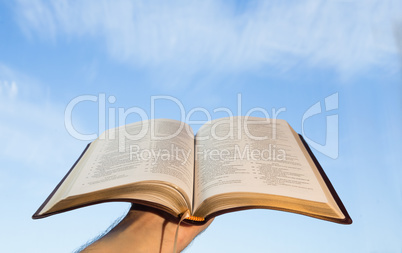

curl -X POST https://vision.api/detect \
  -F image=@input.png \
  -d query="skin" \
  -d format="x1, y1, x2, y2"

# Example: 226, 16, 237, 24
81, 205, 213, 253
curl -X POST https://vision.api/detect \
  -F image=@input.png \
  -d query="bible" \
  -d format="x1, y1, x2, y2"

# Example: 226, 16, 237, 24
33, 117, 352, 225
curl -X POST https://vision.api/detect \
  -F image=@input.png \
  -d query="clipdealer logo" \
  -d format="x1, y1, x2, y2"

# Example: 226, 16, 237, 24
64, 93, 339, 159
301, 93, 339, 159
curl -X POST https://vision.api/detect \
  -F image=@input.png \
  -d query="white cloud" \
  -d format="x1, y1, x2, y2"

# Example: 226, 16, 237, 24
14, 0, 402, 76
0, 80, 18, 98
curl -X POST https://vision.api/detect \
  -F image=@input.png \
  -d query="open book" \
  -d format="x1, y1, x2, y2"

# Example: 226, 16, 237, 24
33, 117, 352, 225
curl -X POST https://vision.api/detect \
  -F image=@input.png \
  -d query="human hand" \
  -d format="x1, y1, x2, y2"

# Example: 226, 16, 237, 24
81, 204, 213, 253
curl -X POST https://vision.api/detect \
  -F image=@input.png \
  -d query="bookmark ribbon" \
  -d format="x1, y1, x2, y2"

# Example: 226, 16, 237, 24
172, 210, 190, 253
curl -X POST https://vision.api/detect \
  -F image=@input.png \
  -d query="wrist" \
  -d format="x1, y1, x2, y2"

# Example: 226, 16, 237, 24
82, 208, 179, 253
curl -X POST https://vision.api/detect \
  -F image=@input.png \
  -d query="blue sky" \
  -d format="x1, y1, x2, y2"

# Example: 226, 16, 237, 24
0, 0, 401, 252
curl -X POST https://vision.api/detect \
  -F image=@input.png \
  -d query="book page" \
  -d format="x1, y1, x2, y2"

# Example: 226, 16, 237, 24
67, 119, 194, 204
193, 116, 328, 210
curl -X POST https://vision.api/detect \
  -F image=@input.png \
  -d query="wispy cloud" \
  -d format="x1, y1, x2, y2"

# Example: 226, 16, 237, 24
0, 80, 18, 98
14, 0, 402, 76
394, 21, 402, 72
0, 63, 84, 170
